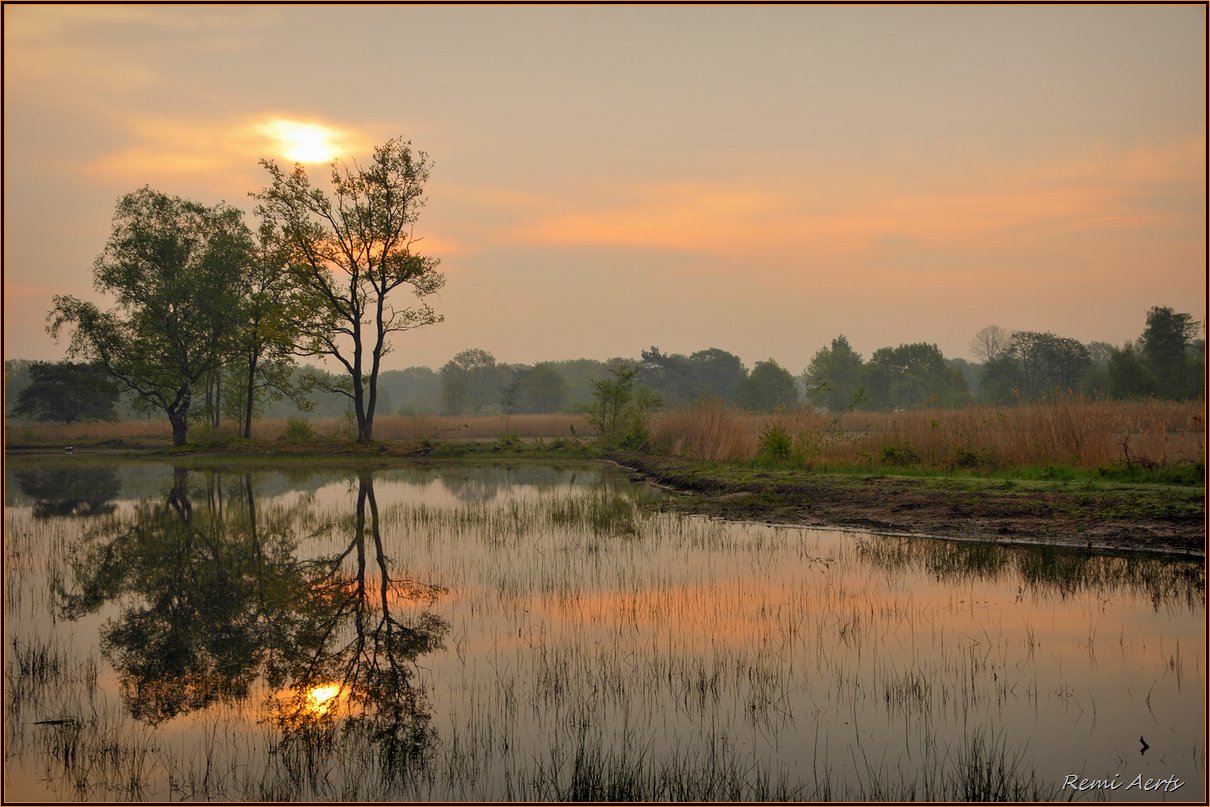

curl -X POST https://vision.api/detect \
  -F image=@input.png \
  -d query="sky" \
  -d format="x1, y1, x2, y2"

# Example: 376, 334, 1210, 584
3, 4, 1206, 374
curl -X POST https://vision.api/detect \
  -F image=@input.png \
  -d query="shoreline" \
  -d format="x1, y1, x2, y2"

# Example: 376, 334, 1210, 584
6, 442, 1204, 560
606, 451, 1206, 560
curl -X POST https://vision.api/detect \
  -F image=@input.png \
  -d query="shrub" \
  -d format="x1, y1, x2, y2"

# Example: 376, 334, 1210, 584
879, 441, 919, 466
757, 421, 794, 464
282, 418, 316, 443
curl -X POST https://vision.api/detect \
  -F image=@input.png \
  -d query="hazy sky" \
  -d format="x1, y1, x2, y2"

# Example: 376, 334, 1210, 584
4, 5, 1205, 373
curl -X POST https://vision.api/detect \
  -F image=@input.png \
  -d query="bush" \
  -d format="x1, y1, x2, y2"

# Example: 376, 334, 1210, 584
757, 421, 794, 464
282, 418, 316, 443
879, 441, 919, 466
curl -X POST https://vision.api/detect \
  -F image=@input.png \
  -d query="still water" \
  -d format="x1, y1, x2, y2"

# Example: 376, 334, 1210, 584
3, 459, 1204, 801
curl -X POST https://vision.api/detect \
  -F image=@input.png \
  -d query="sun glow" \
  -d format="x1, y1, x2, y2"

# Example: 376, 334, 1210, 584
306, 683, 342, 715
259, 119, 344, 163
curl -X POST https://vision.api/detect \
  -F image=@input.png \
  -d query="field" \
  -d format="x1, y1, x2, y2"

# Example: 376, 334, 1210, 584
6, 400, 1204, 479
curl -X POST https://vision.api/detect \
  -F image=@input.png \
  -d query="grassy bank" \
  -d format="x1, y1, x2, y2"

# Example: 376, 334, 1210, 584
7, 400, 1203, 557
607, 450, 1204, 558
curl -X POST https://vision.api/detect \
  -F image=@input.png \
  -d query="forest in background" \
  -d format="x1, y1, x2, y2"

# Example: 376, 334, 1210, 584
7, 305, 1204, 429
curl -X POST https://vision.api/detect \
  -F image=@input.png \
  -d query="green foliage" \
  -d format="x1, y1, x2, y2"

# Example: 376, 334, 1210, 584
744, 359, 799, 412
879, 441, 919, 466
863, 343, 971, 410
14, 362, 119, 423
1140, 306, 1203, 399
440, 348, 499, 415
48, 187, 252, 446
756, 421, 794, 464
514, 362, 570, 414
586, 362, 661, 448
254, 137, 444, 442
804, 335, 865, 412
282, 418, 316, 443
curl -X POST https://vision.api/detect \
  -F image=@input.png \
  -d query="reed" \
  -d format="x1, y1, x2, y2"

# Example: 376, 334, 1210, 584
649, 399, 1204, 473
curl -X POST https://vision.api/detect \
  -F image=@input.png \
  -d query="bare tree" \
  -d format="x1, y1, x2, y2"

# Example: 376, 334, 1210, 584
970, 325, 1011, 363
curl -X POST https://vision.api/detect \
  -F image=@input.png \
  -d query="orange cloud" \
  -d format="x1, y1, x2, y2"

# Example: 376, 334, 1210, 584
513, 137, 1204, 263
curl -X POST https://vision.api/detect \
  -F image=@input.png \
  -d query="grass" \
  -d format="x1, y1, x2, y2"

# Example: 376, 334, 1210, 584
649, 398, 1204, 483
8, 399, 1203, 484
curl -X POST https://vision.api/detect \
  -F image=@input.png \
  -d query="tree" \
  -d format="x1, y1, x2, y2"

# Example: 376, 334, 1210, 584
688, 348, 748, 405
439, 348, 500, 415
862, 343, 970, 410
1107, 343, 1157, 399
744, 359, 799, 412
226, 222, 312, 438
639, 347, 697, 406
803, 336, 864, 412
515, 362, 570, 413
254, 137, 444, 443
1139, 306, 1201, 399
970, 325, 1011, 362
13, 361, 119, 423
586, 362, 661, 447
49, 187, 251, 446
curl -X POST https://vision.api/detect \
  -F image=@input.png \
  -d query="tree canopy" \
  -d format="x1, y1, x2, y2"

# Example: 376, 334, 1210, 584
254, 137, 444, 442
48, 187, 251, 445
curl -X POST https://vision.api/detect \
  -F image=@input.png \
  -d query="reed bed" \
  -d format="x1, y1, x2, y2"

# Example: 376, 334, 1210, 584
6, 414, 596, 446
650, 399, 1205, 471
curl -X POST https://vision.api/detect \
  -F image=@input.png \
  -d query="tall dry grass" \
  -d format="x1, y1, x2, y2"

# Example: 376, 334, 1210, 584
6, 414, 595, 446
7, 401, 1203, 473
649, 399, 1205, 471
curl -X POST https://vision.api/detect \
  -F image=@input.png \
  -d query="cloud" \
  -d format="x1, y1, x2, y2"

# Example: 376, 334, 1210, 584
510, 137, 1204, 266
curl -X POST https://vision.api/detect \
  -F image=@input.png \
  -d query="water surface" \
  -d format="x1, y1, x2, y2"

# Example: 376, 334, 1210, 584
3, 459, 1204, 801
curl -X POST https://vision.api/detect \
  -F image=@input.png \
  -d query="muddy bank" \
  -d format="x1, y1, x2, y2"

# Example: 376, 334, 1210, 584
609, 452, 1206, 559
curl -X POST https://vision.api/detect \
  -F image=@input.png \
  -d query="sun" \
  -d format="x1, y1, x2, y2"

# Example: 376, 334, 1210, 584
305, 683, 342, 715
259, 119, 344, 163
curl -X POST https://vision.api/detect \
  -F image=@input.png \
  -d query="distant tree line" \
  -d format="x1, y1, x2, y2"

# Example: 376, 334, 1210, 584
10, 305, 1202, 430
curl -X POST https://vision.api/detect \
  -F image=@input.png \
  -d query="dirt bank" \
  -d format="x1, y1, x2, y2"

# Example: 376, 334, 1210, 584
609, 452, 1206, 559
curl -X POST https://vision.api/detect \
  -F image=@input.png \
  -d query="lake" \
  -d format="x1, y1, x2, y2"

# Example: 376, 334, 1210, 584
3, 458, 1204, 801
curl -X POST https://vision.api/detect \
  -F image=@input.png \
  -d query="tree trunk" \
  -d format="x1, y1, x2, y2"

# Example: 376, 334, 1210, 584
169, 411, 189, 447
168, 380, 192, 447
243, 355, 257, 439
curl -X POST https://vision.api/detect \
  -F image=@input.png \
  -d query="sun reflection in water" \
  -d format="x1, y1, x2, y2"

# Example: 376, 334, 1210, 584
306, 683, 342, 716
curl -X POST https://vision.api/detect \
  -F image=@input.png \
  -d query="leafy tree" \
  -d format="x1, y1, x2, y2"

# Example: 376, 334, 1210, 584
515, 362, 570, 413
977, 331, 1090, 404
1139, 306, 1201, 399
1107, 343, 1157, 399
1079, 340, 1116, 399
225, 222, 313, 438
378, 366, 440, 415
13, 361, 119, 423
5, 359, 35, 414
744, 359, 799, 412
639, 347, 698, 406
48, 187, 251, 446
586, 362, 661, 447
978, 352, 1020, 405
804, 335, 864, 412
863, 343, 970, 410
254, 137, 444, 443
688, 348, 748, 404
439, 348, 500, 415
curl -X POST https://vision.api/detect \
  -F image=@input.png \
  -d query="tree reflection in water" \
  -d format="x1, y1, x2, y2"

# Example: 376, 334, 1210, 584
14, 466, 122, 519
54, 467, 447, 776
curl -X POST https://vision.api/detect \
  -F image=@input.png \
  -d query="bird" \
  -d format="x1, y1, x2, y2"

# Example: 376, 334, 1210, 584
1139, 735, 1150, 754
64, 446, 74, 454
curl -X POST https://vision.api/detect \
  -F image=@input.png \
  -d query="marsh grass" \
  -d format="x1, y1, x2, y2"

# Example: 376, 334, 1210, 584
4, 463, 1203, 802
649, 398, 1204, 475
